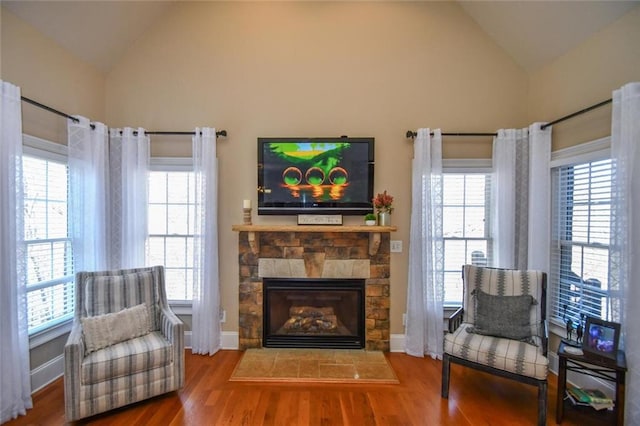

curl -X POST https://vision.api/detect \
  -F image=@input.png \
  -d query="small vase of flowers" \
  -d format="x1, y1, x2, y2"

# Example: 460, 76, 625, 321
373, 190, 393, 226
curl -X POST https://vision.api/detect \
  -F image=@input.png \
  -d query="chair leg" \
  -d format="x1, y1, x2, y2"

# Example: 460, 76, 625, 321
441, 353, 451, 398
537, 380, 547, 426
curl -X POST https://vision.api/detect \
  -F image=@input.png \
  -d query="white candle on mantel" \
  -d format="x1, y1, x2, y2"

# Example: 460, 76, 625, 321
243, 199, 251, 209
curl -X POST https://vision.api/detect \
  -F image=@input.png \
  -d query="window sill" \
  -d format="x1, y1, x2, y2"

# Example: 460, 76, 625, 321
549, 318, 571, 340
169, 301, 192, 316
29, 319, 72, 349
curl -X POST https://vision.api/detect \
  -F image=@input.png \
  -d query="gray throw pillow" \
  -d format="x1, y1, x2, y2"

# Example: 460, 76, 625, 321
468, 289, 535, 341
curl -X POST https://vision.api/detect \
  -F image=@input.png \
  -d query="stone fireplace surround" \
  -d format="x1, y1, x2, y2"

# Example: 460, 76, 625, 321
232, 225, 396, 352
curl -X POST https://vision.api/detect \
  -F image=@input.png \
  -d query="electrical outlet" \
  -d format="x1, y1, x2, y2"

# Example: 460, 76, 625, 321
220, 310, 226, 323
402, 313, 407, 326
390, 240, 402, 253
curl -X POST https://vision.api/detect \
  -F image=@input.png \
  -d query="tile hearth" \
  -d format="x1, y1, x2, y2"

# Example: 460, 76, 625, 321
229, 348, 399, 383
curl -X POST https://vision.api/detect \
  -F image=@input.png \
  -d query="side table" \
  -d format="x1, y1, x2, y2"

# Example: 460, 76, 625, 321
556, 342, 627, 425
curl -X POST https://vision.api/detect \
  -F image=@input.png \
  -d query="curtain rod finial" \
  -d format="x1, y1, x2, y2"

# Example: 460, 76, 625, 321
406, 130, 417, 139
216, 130, 227, 137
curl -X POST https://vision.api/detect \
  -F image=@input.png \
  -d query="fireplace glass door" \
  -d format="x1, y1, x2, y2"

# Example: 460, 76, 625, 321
263, 278, 365, 349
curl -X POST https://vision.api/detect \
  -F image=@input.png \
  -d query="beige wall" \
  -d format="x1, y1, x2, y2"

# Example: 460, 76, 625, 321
1, 6, 107, 372
3, 1, 638, 359
527, 4, 640, 351
1, 7, 106, 143
106, 1, 528, 336
528, 5, 640, 151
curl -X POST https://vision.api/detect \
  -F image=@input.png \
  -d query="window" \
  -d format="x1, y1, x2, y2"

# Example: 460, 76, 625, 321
147, 166, 195, 301
23, 152, 74, 334
550, 159, 612, 324
442, 173, 492, 305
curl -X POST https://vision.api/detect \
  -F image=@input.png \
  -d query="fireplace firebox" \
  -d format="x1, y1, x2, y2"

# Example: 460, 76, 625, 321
263, 278, 365, 349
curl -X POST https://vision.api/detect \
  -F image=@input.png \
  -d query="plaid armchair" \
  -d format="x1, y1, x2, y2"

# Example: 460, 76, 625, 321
441, 265, 548, 426
64, 266, 184, 421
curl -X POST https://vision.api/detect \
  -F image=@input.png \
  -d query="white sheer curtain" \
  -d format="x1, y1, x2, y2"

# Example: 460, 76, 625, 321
492, 126, 551, 271
491, 128, 530, 269
527, 123, 551, 272
610, 82, 640, 425
191, 128, 221, 355
108, 128, 149, 269
405, 128, 444, 359
68, 117, 109, 272
0, 80, 32, 423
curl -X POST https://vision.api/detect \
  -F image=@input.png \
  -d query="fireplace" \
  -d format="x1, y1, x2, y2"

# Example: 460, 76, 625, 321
233, 228, 393, 351
263, 278, 365, 349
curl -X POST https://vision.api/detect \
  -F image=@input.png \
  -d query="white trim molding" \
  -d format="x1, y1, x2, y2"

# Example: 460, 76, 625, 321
184, 331, 239, 351
30, 354, 64, 393
550, 136, 610, 168
22, 133, 67, 157
150, 156, 192, 170
390, 334, 406, 352
29, 319, 72, 349
443, 158, 492, 173
222, 332, 239, 350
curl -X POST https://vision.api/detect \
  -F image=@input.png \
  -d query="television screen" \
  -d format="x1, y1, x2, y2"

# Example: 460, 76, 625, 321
258, 137, 374, 215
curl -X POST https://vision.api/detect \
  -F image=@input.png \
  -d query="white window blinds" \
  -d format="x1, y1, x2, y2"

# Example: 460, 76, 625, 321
550, 159, 612, 325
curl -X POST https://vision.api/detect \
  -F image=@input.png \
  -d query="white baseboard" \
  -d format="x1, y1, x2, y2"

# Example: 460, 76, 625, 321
390, 333, 405, 352
183, 331, 238, 350
31, 354, 64, 393
222, 331, 239, 349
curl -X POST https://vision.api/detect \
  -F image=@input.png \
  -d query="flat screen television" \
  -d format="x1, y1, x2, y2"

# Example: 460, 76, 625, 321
257, 137, 374, 216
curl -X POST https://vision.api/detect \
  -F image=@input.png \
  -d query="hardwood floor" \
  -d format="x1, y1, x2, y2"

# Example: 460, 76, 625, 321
7, 350, 611, 426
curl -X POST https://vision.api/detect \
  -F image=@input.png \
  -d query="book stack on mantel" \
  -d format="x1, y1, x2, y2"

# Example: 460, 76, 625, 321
565, 386, 614, 411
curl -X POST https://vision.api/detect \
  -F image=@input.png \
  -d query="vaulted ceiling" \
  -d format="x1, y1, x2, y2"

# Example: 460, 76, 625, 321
3, 1, 639, 74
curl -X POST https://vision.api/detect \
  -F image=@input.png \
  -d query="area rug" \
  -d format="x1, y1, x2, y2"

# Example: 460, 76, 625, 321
229, 348, 399, 384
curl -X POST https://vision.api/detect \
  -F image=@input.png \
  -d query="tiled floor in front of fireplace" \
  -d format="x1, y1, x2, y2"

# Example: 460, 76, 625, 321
229, 348, 399, 384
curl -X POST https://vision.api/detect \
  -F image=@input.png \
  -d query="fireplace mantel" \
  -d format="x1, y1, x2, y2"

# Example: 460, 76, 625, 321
231, 224, 397, 255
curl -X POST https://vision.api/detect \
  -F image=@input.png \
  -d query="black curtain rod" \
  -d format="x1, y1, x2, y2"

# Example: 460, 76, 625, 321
125, 129, 228, 137
21, 95, 96, 128
139, 130, 227, 137
405, 130, 497, 138
406, 98, 614, 138
20, 95, 227, 137
540, 98, 612, 130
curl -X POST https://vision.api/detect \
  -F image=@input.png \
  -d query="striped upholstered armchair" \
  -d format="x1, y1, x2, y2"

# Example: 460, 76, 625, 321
64, 266, 184, 421
441, 265, 548, 426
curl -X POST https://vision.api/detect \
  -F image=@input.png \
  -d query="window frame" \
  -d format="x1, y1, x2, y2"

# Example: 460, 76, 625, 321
549, 136, 612, 330
23, 151, 195, 346
22, 134, 75, 348
148, 157, 194, 314
442, 159, 493, 307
